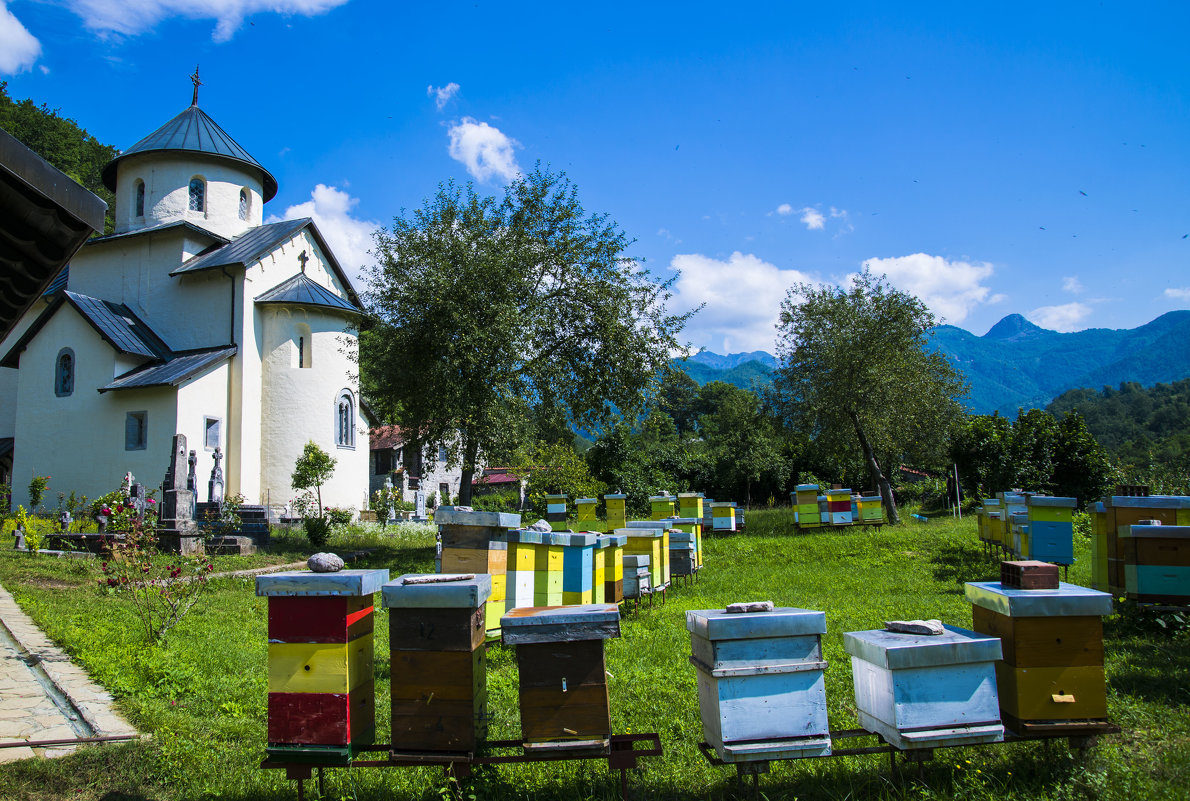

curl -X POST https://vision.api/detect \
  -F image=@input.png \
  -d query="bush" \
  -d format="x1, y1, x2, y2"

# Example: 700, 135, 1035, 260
303, 516, 331, 549
471, 489, 522, 513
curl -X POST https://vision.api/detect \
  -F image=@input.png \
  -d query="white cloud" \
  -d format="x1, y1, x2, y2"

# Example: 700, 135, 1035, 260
799, 207, 825, 230
775, 203, 794, 216
447, 117, 520, 182
1164, 287, 1190, 301
1027, 302, 1092, 332
1063, 276, 1084, 294
859, 253, 995, 325
269, 184, 378, 290
427, 82, 459, 110
0, 3, 41, 74
63, 0, 349, 42
669, 252, 821, 353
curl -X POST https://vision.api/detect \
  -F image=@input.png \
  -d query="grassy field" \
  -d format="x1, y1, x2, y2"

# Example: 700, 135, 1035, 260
0, 512, 1186, 800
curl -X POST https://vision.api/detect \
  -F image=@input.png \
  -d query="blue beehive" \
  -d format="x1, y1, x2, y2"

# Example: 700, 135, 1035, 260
845, 625, 1004, 749
555, 532, 598, 605
687, 606, 830, 762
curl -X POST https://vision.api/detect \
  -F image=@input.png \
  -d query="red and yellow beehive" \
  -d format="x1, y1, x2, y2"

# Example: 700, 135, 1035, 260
256, 568, 389, 765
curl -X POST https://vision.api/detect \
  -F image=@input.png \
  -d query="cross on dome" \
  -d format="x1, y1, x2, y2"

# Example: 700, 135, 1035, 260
190, 65, 203, 106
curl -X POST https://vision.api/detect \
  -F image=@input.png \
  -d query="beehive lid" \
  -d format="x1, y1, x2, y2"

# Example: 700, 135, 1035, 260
669, 517, 699, 525
686, 607, 826, 640
965, 581, 1113, 617
796, 484, 819, 492
434, 508, 522, 528
678, 492, 703, 498
255, 569, 389, 597
1028, 496, 1076, 508
669, 530, 695, 543
597, 533, 628, 547
1105, 495, 1190, 509
576, 497, 597, 504
625, 520, 667, 529
501, 604, 620, 644
381, 573, 492, 608
711, 502, 737, 509
551, 532, 599, 547
983, 498, 1002, 507
623, 554, 651, 568
604, 494, 626, 500
1119, 524, 1190, 539
826, 489, 851, 497
544, 493, 568, 500
508, 529, 545, 544
1093, 501, 1106, 513
615, 526, 663, 538
844, 625, 1002, 669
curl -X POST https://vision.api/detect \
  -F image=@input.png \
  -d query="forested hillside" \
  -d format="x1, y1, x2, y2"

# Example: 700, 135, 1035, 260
1047, 380, 1190, 464
0, 82, 116, 233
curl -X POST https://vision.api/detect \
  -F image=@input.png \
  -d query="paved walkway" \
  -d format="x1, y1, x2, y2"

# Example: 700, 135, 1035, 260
0, 582, 138, 763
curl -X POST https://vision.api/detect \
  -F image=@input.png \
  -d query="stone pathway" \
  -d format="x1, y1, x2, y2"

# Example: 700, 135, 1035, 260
0, 582, 138, 763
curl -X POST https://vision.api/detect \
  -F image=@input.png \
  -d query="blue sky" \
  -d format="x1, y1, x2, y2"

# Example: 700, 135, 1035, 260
2, 1, 1188, 354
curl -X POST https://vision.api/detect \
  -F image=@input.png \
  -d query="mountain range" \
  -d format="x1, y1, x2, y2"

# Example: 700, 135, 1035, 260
673, 311, 1190, 415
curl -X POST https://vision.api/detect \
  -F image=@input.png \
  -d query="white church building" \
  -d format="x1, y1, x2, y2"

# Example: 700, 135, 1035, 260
0, 94, 369, 513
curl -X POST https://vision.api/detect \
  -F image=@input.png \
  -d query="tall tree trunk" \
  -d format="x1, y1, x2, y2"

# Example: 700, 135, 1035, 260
457, 433, 480, 507
848, 409, 900, 525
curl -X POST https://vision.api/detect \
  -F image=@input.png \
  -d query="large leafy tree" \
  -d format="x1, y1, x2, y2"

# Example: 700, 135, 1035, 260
362, 167, 692, 504
696, 382, 789, 505
770, 269, 967, 524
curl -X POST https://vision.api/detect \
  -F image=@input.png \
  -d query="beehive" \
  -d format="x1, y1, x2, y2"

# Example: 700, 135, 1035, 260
620, 523, 670, 589
1101, 496, 1190, 594
555, 532, 598, 605
668, 516, 703, 569
702, 498, 715, 533
999, 492, 1028, 551
505, 529, 541, 612
502, 605, 621, 752
1119, 524, 1190, 604
856, 494, 884, 525
598, 533, 627, 603
532, 532, 564, 607
650, 494, 677, 521
545, 494, 568, 531
845, 625, 1003, 749
623, 554, 651, 598
604, 493, 627, 531
1010, 512, 1029, 559
711, 502, 737, 532
794, 484, 821, 528
256, 568, 389, 764
1089, 502, 1109, 591
1027, 496, 1076, 566
669, 530, 696, 577
678, 493, 704, 525
436, 508, 519, 634
966, 580, 1112, 733
687, 606, 830, 762
826, 489, 852, 526
382, 574, 490, 753
575, 498, 599, 532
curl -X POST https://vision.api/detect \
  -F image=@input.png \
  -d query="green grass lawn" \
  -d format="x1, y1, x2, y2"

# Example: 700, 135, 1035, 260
0, 513, 1186, 800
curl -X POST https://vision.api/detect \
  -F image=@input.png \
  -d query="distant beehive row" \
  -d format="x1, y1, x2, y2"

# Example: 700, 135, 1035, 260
790, 484, 886, 531
436, 496, 721, 637
975, 492, 1078, 566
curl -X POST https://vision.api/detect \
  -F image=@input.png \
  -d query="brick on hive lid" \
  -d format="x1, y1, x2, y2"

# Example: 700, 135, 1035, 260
1001, 560, 1059, 590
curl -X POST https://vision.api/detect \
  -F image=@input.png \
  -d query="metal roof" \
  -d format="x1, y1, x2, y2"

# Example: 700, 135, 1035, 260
0, 127, 107, 342
255, 273, 359, 314
42, 266, 68, 297
172, 218, 308, 275
87, 219, 228, 248
100, 104, 278, 201
64, 291, 170, 359
99, 346, 237, 392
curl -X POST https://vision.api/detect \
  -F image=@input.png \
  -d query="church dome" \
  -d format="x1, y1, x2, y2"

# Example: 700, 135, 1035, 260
101, 104, 278, 202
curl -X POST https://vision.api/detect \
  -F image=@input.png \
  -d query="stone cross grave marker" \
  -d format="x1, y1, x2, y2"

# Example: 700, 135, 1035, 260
208, 446, 224, 505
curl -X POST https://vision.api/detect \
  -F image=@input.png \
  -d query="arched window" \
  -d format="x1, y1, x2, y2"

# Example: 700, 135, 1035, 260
188, 177, 206, 212
238, 188, 250, 220
55, 348, 74, 397
134, 180, 145, 217
336, 389, 355, 448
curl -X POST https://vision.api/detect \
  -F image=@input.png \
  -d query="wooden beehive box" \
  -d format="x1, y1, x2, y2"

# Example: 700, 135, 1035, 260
623, 554, 651, 598
382, 574, 491, 754
999, 492, 1028, 551
575, 498, 599, 532
555, 532, 598, 605
531, 532, 564, 607
603, 493, 627, 531
501, 605, 621, 752
1001, 560, 1059, 589
845, 626, 1004, 749
545, 494, 568, 531
687, 606, 830, 762
649, 494, 677, 521
826, 489, 852, 525
711, 502, 737, 532
256, 568, 390, 765
1089, 501, 1109, 591
793, 485, 821, 528
506, 529, 542, 612
1010, 512, 1030, 559
966, 580, 1112, 733
856, 494, 884, 524
621, 522, 670, 588
1119, 524, 1190, 604
669, 530, 696, 577
1026, 496, 1076, 565
1104, 495, 1190, 593
678, 492, 704, 525
668, 517, 702, 568
598, 533, 627, 603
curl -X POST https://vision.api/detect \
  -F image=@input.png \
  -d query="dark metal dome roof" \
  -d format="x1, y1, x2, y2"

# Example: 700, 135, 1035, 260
100, 104, 278, 201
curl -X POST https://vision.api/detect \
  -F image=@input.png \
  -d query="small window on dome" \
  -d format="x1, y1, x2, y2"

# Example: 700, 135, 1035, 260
134, 181, 145, 217
239, 188, 250, 220
189, 177, 206, 213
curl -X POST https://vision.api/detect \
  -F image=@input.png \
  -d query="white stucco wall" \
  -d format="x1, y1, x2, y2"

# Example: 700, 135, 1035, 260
9, 306, 176, 510
175, 362, 231, 503
259, 305, 367, 513
114, 153, 264, 240
0, 297, 56, 440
